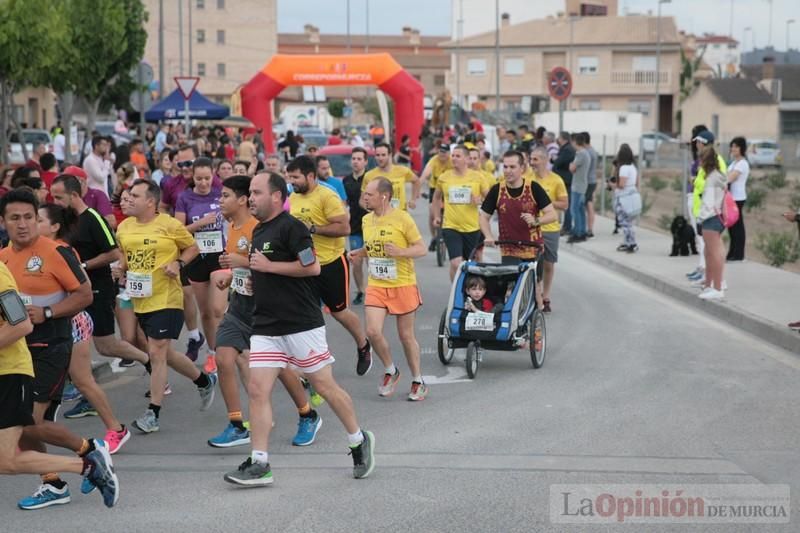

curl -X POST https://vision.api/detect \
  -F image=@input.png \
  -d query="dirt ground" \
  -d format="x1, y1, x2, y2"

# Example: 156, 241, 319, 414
598, 166, 800, 273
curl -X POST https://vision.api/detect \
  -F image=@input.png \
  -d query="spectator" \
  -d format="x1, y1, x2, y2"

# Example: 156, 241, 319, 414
582, 132, 599, 238
350, 128, 365, 148
567, 133, 589, 242
278, 130, 299, 161
726, 136, 749, 261
151, 149, 173, 186
396, 134, 412, 166
155, 123, 170, 153
696, 146, 727, 300
544, 131, 559, 169
552, 131, 575, 235
0, 166, 14, 196
238, 133, 257, 161
53, 128, 66, 166
612, 143, 639, 253
40, 152, 59, 194
82, 135, 113, 194
327, 128, 343, 146
129, 138, 149, 178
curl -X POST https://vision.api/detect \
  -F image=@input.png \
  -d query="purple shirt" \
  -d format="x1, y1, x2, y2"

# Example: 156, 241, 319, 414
175, 186, 224, 232
83, 188, 112, 216
161, 174, 222, 211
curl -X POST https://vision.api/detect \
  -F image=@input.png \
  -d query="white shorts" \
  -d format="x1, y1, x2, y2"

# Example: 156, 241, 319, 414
249, 326, 335, 373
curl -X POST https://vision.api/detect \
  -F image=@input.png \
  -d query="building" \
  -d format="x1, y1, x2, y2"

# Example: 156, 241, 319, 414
679, 78, 778, 142
693, 34, 740, 77
440, 13, 681, 132
742, 63, 800, 136
742, 47, 800, 66
141, 0, 277, 105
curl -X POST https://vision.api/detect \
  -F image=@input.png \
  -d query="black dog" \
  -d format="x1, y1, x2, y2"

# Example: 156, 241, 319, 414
670, 215, 698, 256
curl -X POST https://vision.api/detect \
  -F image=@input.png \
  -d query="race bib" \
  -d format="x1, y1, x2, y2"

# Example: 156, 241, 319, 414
390, 198, 401, 209
19, 293, 32, 306
196, 230, 224, 253
448, 186, 472, 205
368, 257, 398, 280
231, 267, 253, 296
126, 272, 153, 298
465, 311, 494, 331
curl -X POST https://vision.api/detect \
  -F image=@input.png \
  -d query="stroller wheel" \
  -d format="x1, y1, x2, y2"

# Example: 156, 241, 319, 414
466, 341, 479, 379
437, 309, 454, 365
436, 235, 447, 267
529, 309, 546, 368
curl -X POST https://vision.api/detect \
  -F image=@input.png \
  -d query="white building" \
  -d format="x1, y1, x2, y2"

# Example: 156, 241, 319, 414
695, 34, 740, 77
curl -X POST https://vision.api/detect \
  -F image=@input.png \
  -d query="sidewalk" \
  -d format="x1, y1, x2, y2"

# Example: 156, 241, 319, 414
562, 215, 800, 354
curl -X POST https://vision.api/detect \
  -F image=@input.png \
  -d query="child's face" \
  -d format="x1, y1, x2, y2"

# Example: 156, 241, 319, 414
467, 285, 486, 300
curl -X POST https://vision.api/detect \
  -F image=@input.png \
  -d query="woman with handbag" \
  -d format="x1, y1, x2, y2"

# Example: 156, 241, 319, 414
696, 147, 728, 300
612, 144, 640, 253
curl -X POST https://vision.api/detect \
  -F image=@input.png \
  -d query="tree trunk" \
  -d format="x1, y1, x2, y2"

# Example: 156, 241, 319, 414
0, 80, 9, 165
57, 92, 75, 164
87, 98, 100, 138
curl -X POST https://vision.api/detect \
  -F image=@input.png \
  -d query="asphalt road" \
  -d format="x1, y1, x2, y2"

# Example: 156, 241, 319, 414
2, 210, 799, 532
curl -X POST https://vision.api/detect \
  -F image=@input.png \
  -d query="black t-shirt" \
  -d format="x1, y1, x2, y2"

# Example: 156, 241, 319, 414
480, 181, 552, 216
74, 208, 117, 293
342, 172, 367, 235
250, 212, 324, 336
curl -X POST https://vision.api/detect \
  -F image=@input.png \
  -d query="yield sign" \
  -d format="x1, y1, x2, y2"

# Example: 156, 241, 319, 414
174, 76, 200, 100
548, 67, 572, 101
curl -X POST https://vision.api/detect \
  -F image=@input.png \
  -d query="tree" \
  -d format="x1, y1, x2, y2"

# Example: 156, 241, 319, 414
327, 100, 345, 119
676, 46, 707, 135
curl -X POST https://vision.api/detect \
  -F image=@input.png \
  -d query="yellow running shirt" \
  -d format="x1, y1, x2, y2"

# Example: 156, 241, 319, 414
290, 185, 346, 266
0, 262, 33, 377
436, 169, 488, 233
116, 213, 195, 313
363, 165, 416, 210
424, 156, 453, 190
362, 209, 422, 288
531, 171, 568, 233
479, 170, 497, 193
482, 159, 496, 175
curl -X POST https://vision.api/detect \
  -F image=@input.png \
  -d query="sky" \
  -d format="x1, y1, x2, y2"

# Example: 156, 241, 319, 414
277, 0, 800, 51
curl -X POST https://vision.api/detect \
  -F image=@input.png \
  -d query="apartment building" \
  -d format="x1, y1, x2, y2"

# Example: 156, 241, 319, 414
142, 0, 277, 105
694, 34, 741, 77
441, 13, 681, 133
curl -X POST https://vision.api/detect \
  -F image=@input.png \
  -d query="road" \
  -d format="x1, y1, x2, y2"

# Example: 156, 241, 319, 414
2, 210, 799, 532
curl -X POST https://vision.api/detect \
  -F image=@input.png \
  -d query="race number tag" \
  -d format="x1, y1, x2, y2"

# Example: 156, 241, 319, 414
448, 186, 472, 205
196, 231, 224, 253
126, 272, 153, 298
390, 198, 401, 209
20, 294, 32, 306
231, 268, 253, 296
368, 257, 398, 280
465, 311, 494, 331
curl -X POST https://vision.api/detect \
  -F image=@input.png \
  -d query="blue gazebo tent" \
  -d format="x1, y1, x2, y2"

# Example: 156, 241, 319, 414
144, 88, 230, 121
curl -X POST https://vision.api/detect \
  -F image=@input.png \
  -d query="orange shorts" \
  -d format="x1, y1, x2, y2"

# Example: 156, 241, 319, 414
365, 285, 422, 315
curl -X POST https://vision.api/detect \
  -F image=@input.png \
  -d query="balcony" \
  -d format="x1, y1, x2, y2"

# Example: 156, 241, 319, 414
611, 70, 670, 86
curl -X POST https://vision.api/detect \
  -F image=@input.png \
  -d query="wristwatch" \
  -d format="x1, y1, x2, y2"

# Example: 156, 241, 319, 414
43, 306, 54, 320
80, 262, 88, 270
309, 224, 317, 234
177, 259, 186, 269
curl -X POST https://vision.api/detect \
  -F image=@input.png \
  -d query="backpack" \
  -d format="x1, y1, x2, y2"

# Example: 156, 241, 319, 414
719, 190, 740, 228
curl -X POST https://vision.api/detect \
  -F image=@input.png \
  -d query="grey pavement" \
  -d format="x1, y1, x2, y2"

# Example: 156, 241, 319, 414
2, 206, 799, 532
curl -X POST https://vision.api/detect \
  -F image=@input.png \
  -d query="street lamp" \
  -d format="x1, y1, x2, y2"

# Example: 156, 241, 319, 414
743, 26, 752, 52
788, 19, 796, 51
654, 0, 671, 167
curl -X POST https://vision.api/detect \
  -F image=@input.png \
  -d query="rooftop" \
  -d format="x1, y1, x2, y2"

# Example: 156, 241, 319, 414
695, 33, 739, 45
741, 64, 800, 101
703, 77, 776, 105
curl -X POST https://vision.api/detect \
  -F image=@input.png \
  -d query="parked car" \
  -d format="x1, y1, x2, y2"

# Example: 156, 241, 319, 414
641, 131, 678, 154
748, 139, 782, 168
7, 129, 52, 165
93, 121, 134, 146
317, 145, 377, 177
301, 133, 329, 149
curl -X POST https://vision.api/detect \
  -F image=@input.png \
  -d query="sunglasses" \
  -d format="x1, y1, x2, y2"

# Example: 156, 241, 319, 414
176, 160, 194, 169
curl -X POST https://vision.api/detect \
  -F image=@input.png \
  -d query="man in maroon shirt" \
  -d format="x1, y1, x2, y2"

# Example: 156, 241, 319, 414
63, 166, 117, 230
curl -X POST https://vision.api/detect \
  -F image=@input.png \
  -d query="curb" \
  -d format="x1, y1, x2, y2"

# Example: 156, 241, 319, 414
563, 243, 800, 355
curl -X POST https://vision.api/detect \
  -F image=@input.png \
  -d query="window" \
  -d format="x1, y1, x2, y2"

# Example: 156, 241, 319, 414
727, 43, 737, 49
434, 74, 445, 86
781, 111, 800, 135
713, 43, 721, 49
217, 30, 225, 44
628, 99, 651, 116
579, 99, 601, 110
197, 62, 206, 76
217, 0, 225, 8
504, 58, 524, 76
196, 29, 205, 43
196, 0, 204, 7
217, 63, 226, 78
578, 56, 599, 75
467, 58, 487, 76
632, 56, 657, 71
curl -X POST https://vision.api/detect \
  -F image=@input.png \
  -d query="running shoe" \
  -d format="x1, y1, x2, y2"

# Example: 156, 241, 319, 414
378, 368, 401, 397
292, 414, 322, 446
687, 270, 704, 281
132, 409, 159, 433
685, 267, 702, 278
208, 423, 251, 448
352, 292, 364, 305
144, 383, 172, 398
788, 321, 800, 330
186, 333, 205, 362
407, 381, 429, 402
83, 442, 119, 508
18, 483, 71, 510
224, 458, 273, 486
199, 372, 218, 411
616, 244, 629, 252
64, 398, 98, 419
118, 359, 137, 368
61, 383, 82, 402
204, 353, 217, 374
698, 288, 725, 301
428, 239, 436, 252
356, 340, 372, 376
104, 426, 131, 455
350, 430, 376, 479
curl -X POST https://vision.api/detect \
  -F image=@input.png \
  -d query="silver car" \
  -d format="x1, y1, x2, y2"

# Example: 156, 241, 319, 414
748, 139, 782, 168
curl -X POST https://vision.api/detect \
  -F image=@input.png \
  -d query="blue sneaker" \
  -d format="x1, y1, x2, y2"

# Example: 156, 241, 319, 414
208, 422, 251, 448
292, 414, 322, 446
81, 439, 107, 495
186, 333, 206, 362
84, 441, 119, 508
687, 270, 704, 282
61, 383, 82, 402
64, 398, 98, 419
18, 483, 71, 510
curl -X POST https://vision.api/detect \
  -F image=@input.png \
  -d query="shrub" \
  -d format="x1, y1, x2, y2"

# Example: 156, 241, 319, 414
746, 187, 767, 212
640, 192, 654, 216
648, 175, 667, 192
756, 232, 800, 267
765, 170, 787, 190
671, 175, 684, 192
789, 193, 800, 212
658, 213, 673, 231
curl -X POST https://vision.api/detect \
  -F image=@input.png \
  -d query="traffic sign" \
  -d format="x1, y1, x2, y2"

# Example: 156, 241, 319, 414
130, 62, 154, 87
174, 76, 200, 100
548, 67, 572, 101
129, 90, 153, 112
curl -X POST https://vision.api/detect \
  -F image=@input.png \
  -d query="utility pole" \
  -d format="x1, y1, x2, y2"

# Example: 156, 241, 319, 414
188, 0, 193, 76
654, 0, 670, 167
788, 19, 796, 51
365, 0, 370, 53
178, 0, 184, 76
495, 0, 500, 113
456, 0, 463, 112
158, 0, 165, 98
768, 0, 773, 47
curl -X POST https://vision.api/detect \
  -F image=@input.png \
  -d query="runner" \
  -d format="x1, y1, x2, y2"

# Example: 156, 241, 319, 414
432, 145, 489, 280
467, 146, 497, 193
528, 147, 569, 313
223, 172, 375, 486
342, 147, 369, 305
349, 177, 428, 400
362, 142, 421, 212
419, 144, 452, 250
286, 156, 372, 376
0, 188, 118, 509
114, 179, 217, 434
210, 175, 324, 448
174, 157, 227, 374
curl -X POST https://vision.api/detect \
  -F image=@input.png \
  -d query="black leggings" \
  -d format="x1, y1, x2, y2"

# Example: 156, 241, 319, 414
726, 200, 746, 260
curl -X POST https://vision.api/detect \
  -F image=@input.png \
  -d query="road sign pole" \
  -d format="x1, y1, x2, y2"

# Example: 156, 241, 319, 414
138, 65, 146, 139
184, 99, 190, 138
558, 100, 564, 134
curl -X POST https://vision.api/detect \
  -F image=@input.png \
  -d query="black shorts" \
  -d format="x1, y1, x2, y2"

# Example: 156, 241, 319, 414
136, 308, 185, 340
442, 229, 481, 261
314, 254, 349, 313
30, 342, 72, 404
180, 265, 191, 287
86, 291, 116, 337
429, 187, 435, 203
216, 313, 251, 353
186, 253, 222, 283
585, 183, 597, 204
0, 374, 35, 429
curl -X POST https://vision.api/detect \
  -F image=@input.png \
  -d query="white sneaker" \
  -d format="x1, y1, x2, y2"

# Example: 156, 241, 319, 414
698, 288, 725, 300
691, 279, 707, 288
722, 280, 728, 291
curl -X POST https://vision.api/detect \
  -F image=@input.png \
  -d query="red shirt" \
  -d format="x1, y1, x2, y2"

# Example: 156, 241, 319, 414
496, 180, 541, 259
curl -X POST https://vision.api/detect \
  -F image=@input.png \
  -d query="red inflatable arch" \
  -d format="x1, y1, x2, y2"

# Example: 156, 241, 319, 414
241, 53, 425, 170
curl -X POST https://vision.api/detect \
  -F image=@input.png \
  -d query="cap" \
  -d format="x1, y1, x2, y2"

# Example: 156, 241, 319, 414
350, 128, 358, 134
438, 143, 450, 152
692, 130, 715, 145
63, 165, 87, 179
